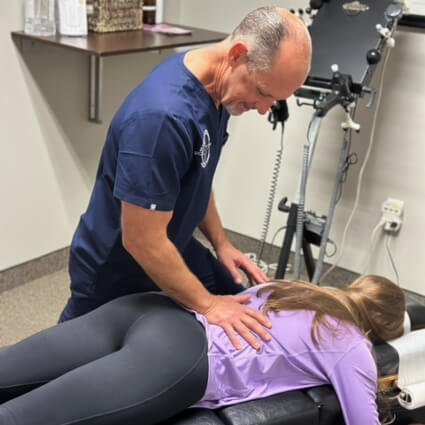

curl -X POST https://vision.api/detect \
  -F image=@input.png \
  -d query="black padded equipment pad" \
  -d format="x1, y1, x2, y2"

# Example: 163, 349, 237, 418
160, 409, 224, 425
307, 0, 395, 90
306, 386, 345, 425
218, 391, 319, 425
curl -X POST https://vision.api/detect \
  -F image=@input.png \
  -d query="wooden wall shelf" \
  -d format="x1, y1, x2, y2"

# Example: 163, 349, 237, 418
11, 25, 228, 122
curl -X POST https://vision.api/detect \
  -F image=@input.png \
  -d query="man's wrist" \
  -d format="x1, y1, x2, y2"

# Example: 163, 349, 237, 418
214, 239, 234, 257
196, 293, 217, 315
198, 223, 227, 252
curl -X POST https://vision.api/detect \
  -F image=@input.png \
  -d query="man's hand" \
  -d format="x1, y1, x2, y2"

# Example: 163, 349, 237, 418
203, 294, 272, 350
198, 192, 268, 285
216, 242, 268, 286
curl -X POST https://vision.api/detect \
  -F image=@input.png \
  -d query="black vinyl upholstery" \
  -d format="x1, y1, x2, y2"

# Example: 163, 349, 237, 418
218, 391, 318, 425
163, 299, 425, 425
161, 409, 225, 425
305, 386, 344, 425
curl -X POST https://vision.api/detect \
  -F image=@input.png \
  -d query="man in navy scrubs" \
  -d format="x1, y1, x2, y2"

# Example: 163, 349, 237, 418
60, 6, 311, 350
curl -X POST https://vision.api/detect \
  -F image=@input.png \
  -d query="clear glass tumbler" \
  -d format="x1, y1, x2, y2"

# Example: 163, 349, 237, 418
24, 0, 56, 36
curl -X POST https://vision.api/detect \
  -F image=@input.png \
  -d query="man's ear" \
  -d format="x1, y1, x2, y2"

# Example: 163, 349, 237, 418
227, 42, 248, 67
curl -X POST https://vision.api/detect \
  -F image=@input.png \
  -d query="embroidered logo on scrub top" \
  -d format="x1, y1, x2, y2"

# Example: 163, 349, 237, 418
195, 129, 211, 168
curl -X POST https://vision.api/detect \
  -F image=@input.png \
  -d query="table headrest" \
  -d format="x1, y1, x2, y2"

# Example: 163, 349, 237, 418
407, 300, 425, 330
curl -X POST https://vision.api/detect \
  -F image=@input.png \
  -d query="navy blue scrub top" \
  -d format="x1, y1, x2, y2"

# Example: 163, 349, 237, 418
69, 52, 230, 299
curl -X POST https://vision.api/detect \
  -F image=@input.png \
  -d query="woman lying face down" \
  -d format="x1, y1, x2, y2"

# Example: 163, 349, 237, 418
0, 274, 405, 425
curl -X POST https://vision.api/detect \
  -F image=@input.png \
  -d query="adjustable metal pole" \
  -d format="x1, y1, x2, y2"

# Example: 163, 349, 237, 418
293, 114, 322, 279
89, 55, 103, 123
312, 129, 352, 283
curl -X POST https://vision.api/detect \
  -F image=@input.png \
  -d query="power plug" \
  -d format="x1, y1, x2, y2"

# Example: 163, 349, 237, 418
381, 198, 404, 233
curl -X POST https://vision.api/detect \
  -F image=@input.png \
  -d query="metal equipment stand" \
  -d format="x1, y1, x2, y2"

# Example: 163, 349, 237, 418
274, 0, 403, 283
275, 201, 317, 280
275, 103, 355, 283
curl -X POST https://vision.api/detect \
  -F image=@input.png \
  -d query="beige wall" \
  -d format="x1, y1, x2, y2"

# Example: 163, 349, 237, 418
0, 1, 176, 269
2, 1, 424, 295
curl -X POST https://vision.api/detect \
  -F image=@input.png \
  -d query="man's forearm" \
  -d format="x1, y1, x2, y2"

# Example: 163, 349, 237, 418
130, 237, 215, 314
121, 201, 216, 314
198, 192, 229, 251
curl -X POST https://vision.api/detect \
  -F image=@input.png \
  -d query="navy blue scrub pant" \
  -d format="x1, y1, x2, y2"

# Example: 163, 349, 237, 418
59, 237, 244, 322
0, 294, 209, 425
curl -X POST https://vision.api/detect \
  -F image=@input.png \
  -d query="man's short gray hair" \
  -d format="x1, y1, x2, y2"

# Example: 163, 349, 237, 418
230, 6, 287, 72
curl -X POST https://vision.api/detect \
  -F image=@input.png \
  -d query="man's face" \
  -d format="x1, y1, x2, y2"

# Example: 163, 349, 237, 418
222, 65, 277, 116
221, 40, 310, 116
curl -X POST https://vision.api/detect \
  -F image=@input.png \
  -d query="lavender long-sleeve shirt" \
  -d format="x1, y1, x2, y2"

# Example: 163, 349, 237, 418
192, 284, 379, 425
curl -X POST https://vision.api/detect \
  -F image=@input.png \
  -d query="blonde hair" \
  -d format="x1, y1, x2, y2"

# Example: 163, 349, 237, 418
258, 275, 405, 425
257, 275, 405, 345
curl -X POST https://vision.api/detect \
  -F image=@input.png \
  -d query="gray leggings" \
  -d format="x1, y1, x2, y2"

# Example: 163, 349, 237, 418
0, 294, 209, 425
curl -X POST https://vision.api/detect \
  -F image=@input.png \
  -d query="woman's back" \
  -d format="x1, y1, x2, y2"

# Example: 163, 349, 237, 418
193, 284, 379, 425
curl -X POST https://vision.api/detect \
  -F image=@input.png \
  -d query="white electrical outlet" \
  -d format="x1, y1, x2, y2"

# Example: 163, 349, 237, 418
381, 198, 404, 232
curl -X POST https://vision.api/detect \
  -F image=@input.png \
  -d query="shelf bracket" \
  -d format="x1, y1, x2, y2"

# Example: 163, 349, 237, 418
89, 55, 103, 123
